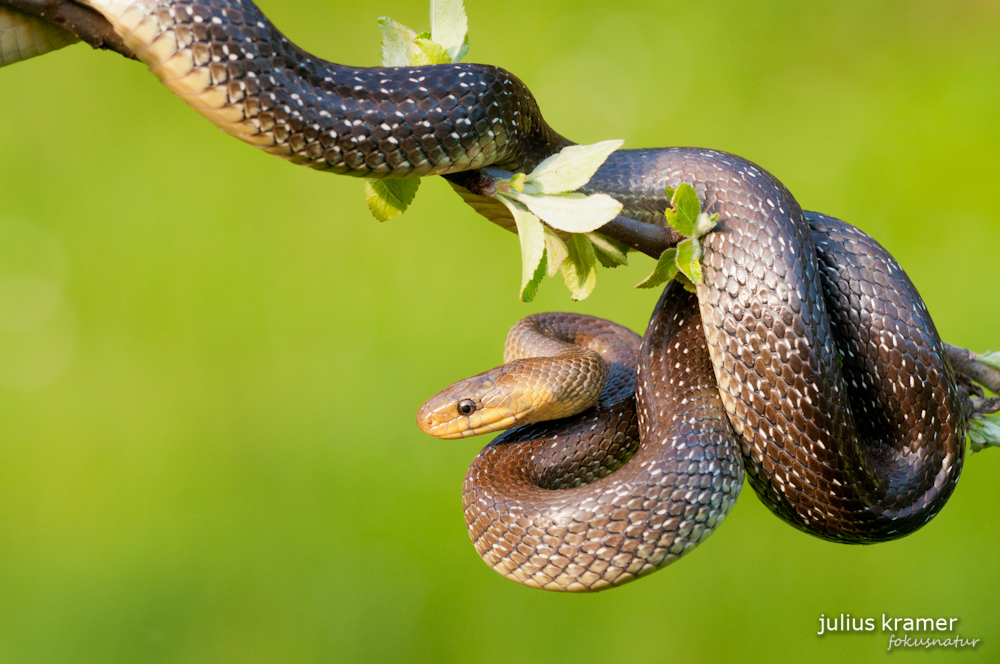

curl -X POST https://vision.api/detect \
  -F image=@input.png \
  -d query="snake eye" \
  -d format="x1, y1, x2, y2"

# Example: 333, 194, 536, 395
458, 399, 476, 416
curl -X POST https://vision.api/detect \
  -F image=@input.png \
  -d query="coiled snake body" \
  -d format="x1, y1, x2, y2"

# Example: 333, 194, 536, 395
8, 0, 966, 591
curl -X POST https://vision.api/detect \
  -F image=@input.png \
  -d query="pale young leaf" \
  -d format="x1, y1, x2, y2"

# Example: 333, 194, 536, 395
675, 272, 698, 293
675, 237, 704, 285
561, 233, 598, 301
455, 34, 470, 64
526, 140, 625, 194
430, 0, 469, 62
969, 415, 1000, 453
543, 228, 569, 277
694, 211, 719, 238
377, 17, 417, 67
510, 191, 622, 234
586, 232, 628, 267
522, 250, 546, 303
977, 350, 1000, 372
507, 172, 526, 193
364, 177, 421, 221
411, 38, 452, 65
499, 198, 547, 302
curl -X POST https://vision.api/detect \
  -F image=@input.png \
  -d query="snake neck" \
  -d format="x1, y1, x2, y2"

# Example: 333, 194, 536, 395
504, 313, 641, 409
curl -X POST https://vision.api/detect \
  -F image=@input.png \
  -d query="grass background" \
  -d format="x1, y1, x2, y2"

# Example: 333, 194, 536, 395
1, 0, 999, 661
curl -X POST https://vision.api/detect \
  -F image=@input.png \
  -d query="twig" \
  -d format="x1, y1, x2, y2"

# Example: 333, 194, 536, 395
946, 344, 1000, 394
946, 344, 1000, 420
444, 169, 681, 259
3, 0, 135, 59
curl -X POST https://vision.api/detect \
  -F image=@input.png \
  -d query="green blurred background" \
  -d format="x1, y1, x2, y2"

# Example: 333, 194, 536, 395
1, 0, 999, 661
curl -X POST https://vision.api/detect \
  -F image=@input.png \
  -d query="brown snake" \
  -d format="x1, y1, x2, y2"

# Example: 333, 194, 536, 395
3, 0, 968, 591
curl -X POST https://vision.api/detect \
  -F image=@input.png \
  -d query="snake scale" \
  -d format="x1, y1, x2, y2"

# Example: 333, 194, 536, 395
4, 0, 967, 591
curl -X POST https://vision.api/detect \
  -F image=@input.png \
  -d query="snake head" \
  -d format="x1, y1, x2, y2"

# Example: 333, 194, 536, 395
416, 367, 527, 439
416, 353, 608, 439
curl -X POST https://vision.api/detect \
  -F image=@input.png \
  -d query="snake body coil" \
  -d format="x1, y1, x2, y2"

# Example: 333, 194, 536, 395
422, 205, 964, 590
11, 0, 967, 591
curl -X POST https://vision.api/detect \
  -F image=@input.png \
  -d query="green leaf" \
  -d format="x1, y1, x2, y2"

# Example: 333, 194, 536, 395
377, 17, 418, 67
454, 34, 470, 64
695, 211, 719, 238
507, 172, 526, 193
525, 140, 625, 194
675, 272, 698, 293
603, 234, 631, 257
509, 191, 622, 234
969, 415, 1000, 453
430, 0, 469, 62
561, 233, 598, 301
673, 183, 701, 232
499, 198, 546, 302
977, 350, 1000, 372
543, 228, 569, 277
364, 178, 421, 221
521, 249, 546, 303
586, 232, 628, 267
665, 183, 701, 237
411, 37, 452, 65
636, 247, 678, 289
675, 237, 704, 284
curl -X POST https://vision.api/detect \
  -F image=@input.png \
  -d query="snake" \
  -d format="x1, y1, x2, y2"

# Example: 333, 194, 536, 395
3, 0, 967, 591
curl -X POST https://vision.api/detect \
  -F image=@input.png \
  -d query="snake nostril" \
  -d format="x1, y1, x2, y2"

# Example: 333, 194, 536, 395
458, 399, 476, 416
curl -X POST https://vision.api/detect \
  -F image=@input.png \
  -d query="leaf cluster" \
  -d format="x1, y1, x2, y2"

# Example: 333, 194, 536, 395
969, 415, 1000, 453
492, 140, 628, 301
362, 0, 717, 304
363, 0, 469, 222
967, 350, 1000, 452
636, 183, 718, 292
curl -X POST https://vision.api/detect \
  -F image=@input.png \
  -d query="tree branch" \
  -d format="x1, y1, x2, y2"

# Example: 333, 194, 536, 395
444, 168, 681, 259
3, 0, 135, 59
946, 343, 1000, 420
946, 344, 1000, 393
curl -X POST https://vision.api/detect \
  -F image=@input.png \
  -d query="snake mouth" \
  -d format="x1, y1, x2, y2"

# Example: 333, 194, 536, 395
419, 410, 523, 440
416, 368, 534, 439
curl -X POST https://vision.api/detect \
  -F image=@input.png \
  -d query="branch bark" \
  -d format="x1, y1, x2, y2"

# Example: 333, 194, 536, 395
946, 344, 1000, 419
947, 344, 1000, 393
3, 0, 135, 59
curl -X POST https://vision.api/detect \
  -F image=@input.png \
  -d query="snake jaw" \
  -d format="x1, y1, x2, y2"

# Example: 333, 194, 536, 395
423, 412, 523, 440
